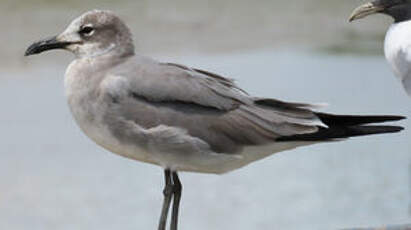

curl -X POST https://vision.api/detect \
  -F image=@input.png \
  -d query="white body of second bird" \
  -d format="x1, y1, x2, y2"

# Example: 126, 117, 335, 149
385, 20, 411, 97
350, 0, 411, 97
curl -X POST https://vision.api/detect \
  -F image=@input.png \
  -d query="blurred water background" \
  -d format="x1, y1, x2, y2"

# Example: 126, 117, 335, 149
1, 0, 410, 229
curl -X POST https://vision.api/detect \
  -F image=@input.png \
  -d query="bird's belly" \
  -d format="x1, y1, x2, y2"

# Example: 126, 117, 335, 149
174, 141, 315, 174
68, 107, 239, 172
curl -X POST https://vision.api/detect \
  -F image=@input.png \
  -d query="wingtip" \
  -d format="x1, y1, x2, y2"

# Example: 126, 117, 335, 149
398, 116, 407, 121
386, 115, 407, 122
375, 125, 405, 133
392, 126, 404, 132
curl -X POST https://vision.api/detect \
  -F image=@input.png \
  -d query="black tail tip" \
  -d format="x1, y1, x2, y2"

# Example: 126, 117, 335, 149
388, 126, 405, 133
389, 115, 407, 121
364, 125, 405, 135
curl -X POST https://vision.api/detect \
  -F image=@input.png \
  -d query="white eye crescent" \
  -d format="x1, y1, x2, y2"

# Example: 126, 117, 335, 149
79, 24, 95, 36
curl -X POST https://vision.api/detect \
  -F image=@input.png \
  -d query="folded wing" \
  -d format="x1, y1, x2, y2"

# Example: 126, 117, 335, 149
101, 57, 404, 155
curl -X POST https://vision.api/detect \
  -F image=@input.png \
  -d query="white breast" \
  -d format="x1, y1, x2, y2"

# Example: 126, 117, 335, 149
384, 20, 411, 97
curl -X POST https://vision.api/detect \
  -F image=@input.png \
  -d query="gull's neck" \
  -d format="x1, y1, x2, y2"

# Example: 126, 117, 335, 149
75, 41, 135, 60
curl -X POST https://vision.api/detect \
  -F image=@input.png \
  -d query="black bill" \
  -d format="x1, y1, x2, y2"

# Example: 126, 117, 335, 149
25, 36, 72, 56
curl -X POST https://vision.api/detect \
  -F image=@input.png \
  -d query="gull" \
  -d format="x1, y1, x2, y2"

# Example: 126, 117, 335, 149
350, 0, 411, 97
25, 10, 405, 230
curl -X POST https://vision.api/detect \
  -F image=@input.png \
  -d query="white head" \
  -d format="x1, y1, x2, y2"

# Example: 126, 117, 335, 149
25, 10, 135, 58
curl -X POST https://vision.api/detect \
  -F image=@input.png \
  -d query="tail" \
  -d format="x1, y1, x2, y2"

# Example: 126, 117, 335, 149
277, 113, 405, 142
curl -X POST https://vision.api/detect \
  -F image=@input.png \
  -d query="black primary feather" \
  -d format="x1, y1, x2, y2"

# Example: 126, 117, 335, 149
277, 113, 405, 142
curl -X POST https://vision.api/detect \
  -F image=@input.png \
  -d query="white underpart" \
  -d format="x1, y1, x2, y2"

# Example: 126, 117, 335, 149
384, 20, 411, 97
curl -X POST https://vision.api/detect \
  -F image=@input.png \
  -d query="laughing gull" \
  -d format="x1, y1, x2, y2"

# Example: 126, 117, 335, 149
25, 10, 405, 230
350, 0, 411, 97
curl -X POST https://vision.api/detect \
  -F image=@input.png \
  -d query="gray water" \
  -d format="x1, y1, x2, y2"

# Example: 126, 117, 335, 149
1, 50, 410, 230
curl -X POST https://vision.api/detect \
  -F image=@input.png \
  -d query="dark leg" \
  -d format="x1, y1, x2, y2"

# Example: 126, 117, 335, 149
158, 169, 173, 230
170, 172, 182, 230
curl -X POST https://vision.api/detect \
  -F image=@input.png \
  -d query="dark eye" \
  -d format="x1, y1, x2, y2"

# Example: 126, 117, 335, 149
79, 25, 94, 36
